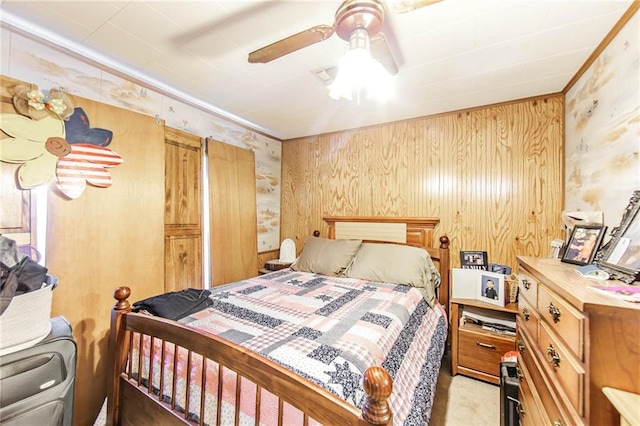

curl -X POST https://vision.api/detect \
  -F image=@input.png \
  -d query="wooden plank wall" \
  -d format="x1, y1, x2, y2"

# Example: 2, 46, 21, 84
280, 95, 564, 270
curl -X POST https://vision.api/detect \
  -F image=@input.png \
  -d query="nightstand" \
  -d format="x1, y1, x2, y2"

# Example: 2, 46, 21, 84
451, 298, 518, 385
259, 260, 293, 275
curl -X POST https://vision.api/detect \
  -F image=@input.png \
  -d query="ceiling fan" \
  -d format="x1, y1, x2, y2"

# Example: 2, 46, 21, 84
247, 0, 443, 75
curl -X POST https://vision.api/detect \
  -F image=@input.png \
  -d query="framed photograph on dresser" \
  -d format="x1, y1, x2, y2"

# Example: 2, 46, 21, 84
561, 224, 606, 266
596, 190, 640, 284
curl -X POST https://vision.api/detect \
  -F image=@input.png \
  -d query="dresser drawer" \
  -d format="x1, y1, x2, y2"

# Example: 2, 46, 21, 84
517, 320, 577, 425
518, 295, 538, 345
517, 356, 549, 426
538, 285, 585, 361
539, 321, 585, 416
458, 328, 515, 377
518, 269, 538, 307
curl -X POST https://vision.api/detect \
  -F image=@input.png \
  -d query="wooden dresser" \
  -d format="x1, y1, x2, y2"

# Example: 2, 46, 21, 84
515, 257, 640, 426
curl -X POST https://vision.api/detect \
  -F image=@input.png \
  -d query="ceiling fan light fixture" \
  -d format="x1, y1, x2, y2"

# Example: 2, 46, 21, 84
328, 28, 394, 102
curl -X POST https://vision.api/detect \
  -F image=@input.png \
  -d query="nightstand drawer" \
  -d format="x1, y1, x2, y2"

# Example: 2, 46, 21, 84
458, 328, 515, 377
539, 321, 585, 416
538, 285, 584, 361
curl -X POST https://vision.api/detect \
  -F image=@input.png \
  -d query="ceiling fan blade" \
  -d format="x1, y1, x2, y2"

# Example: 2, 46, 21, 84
248, 25, 335, 63
370, 33, 399, 75
389, 0, 443, 14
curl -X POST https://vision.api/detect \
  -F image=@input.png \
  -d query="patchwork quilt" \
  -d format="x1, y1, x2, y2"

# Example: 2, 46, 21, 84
184, 269, 447, 425
130, 270, 447, 425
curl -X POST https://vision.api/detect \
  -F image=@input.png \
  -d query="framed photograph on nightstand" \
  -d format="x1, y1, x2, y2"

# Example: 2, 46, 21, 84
460, 250, 488, 270
477, 272, 505, 307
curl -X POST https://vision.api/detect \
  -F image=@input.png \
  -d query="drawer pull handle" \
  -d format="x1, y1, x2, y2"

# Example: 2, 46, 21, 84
476, 341, 496, 349
547, 344, 561, 368
515, 364, 524, 381
516, 401, 525, 418
522, 307, 530, 321
522, 279, 530, 290
553, 420, 563, 426
548, 302, 561, 323
517, 339, 526, 354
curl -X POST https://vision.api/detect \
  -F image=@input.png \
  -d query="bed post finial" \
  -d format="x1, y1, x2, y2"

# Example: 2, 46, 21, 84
313, 230, 320, 237
361, 366, 393, 425
113, 286, 131, 310
439, 235, 450, 249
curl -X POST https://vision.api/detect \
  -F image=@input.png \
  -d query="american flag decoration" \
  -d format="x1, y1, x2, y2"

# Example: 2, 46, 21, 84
55, 143, 123, 199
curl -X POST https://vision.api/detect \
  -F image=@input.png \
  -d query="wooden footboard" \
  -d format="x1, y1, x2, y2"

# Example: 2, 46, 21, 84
106, 287, 393, 426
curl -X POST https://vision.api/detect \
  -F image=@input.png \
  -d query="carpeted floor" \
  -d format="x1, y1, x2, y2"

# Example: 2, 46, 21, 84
430, 349, 500, 425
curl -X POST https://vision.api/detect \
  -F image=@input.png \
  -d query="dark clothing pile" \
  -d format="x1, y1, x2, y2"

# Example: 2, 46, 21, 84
132, 288, 213, 321
0, 236, 49, 315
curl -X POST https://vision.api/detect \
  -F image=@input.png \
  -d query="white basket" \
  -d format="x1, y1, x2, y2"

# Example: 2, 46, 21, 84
0, 284, 53, 355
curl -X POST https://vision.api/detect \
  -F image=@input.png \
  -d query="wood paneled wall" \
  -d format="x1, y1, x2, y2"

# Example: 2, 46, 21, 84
281, 95, 564, 270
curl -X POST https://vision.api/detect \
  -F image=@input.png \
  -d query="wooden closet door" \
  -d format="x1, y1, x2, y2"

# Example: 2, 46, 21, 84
164, 127, 203, 292
207, 139, 258, 286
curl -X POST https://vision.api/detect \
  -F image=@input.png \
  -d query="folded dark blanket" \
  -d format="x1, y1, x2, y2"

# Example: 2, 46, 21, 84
132, 288, 213, 321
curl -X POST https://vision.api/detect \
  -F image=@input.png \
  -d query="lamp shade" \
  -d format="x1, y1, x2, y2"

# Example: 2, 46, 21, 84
279, 239, 297, 263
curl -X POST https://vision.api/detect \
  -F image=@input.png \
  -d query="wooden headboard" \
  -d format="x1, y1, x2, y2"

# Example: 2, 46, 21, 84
323, 216, 450, 312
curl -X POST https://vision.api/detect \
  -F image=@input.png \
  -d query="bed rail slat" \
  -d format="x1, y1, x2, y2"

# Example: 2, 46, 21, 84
185, 350, 193, 420
159, 341, 166, 402
235, 373, 241, 425
127, 333, 134, 380
171, 344, 178, 411
136, 333, 143, 387
148, 336, 155, 396
278, 398, 283, 426
216, 364, 223, 426
199, 357, 206, 426
255, 385, 261, 426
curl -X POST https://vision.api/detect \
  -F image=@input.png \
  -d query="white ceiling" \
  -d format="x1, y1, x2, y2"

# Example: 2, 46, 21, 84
0, 0, 634, 140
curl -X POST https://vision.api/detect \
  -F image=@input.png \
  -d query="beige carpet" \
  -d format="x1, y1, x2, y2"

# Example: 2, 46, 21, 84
430, 349, 500, 425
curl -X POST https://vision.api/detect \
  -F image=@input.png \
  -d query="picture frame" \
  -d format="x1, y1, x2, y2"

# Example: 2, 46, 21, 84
460, 250, 488, 270
488, 262, 512, 275
561, 224, 607, 266
476, 272, 505, 307
596, 191, 640, 284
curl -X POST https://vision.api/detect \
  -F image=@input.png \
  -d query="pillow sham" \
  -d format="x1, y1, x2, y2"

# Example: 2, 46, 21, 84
290, 237, 362, 276
346, 243, 441, 307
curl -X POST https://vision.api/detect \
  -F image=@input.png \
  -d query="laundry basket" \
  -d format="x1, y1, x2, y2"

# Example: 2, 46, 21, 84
0, 277, 57, 356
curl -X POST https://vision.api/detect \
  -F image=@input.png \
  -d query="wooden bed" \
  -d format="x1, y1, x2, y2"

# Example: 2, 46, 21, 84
106, 217, 450, 425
